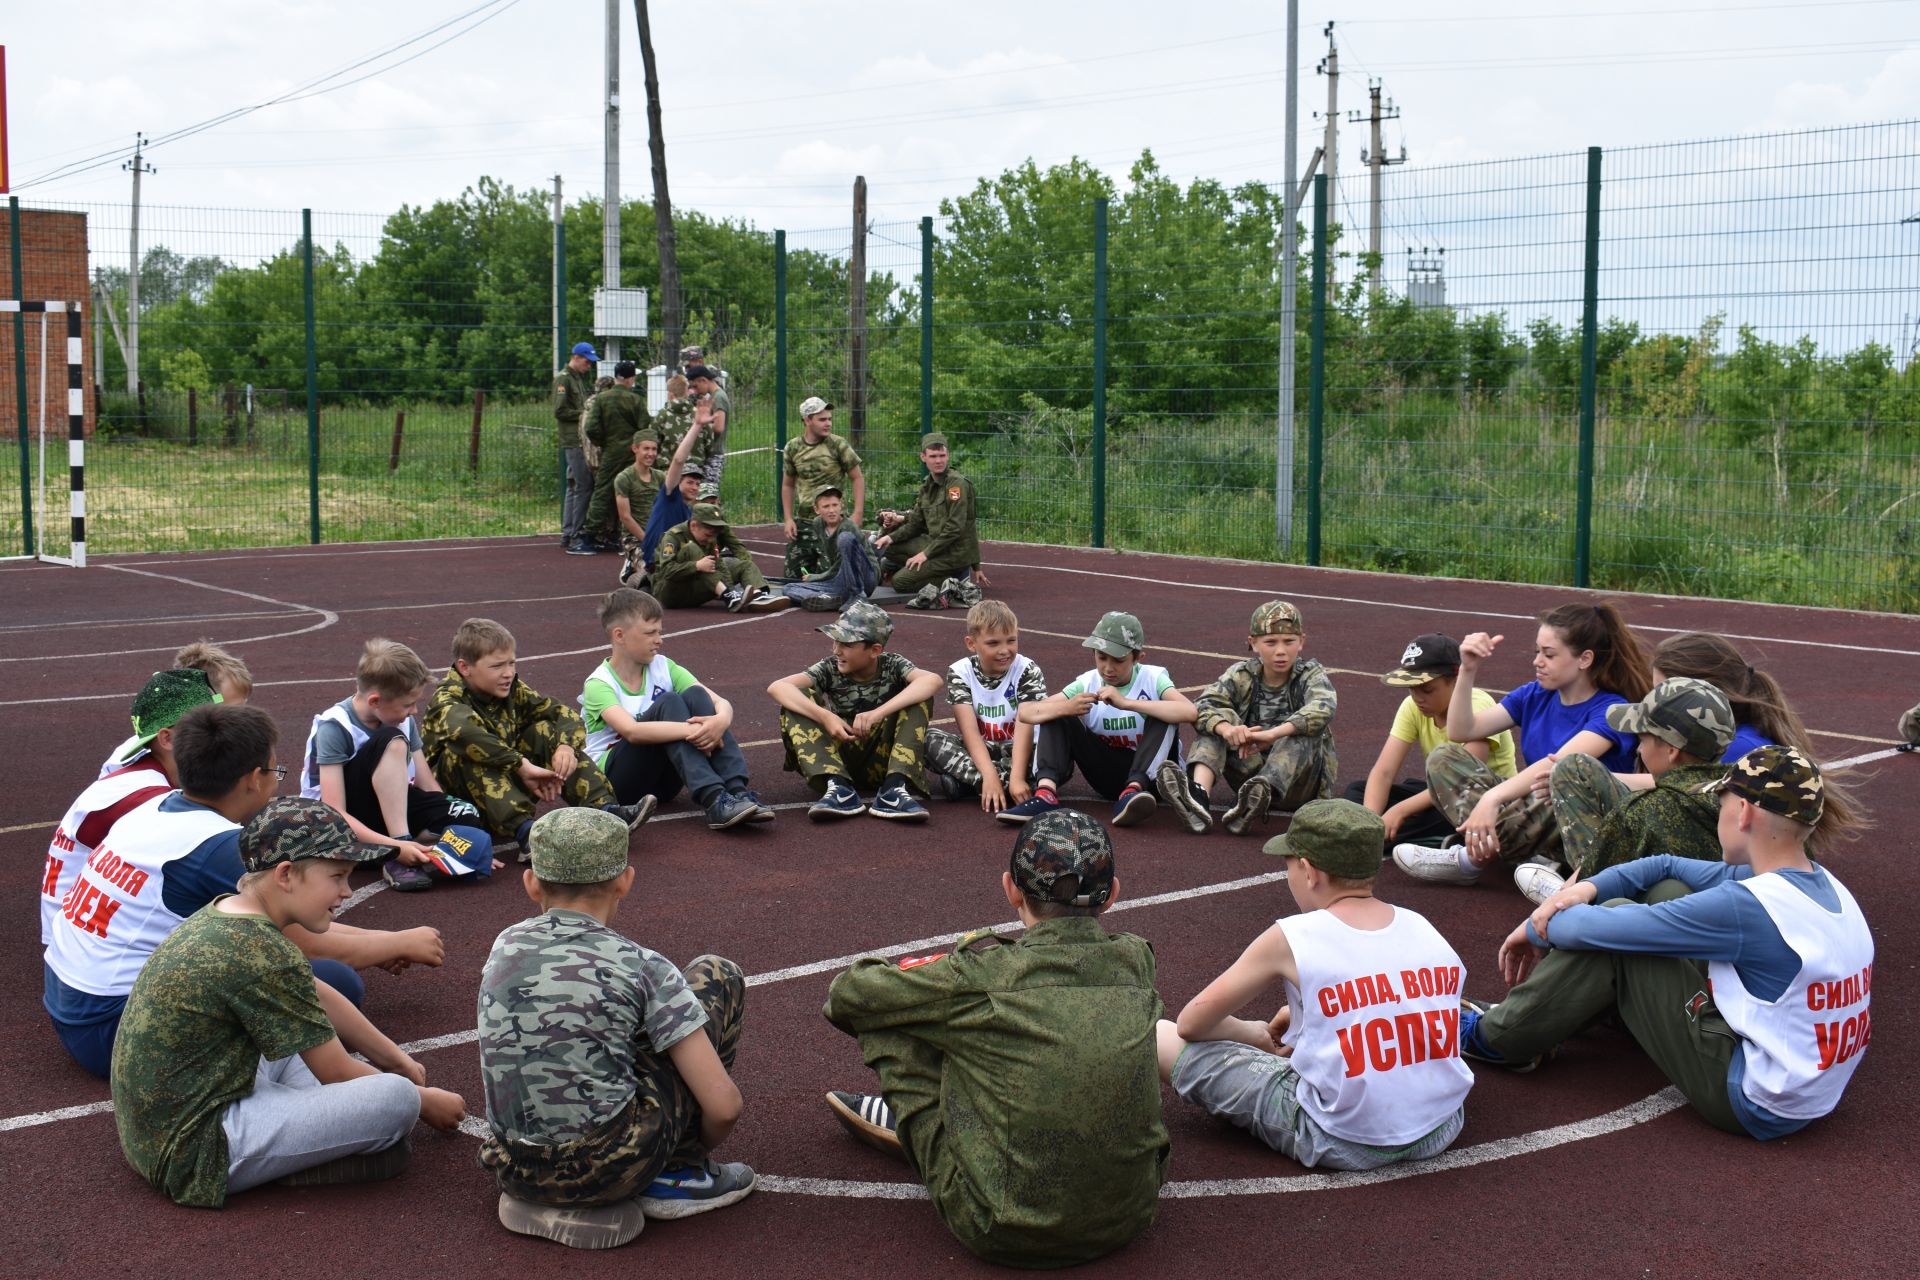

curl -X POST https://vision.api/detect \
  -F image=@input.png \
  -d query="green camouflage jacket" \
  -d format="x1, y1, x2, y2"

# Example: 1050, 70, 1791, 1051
783, 431, 862, 506
652, 520, 753, 588
796, 515, 867, 580
422, 668, 587, 775
1592, 761, 1727, 873
582, 383, 648, 454
1193, 656, 1337, 737
553, 365, 595, 449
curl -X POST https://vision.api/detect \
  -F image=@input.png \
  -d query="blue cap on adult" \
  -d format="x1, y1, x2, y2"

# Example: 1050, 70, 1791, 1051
571, 341, 599, 361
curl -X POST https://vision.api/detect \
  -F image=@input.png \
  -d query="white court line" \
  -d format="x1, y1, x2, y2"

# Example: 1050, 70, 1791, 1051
0, 607, 305, 634
10, 590, 608, 638
0, 566, 340, 664
99, 538, 550, 570
1824, 747, 1904, 771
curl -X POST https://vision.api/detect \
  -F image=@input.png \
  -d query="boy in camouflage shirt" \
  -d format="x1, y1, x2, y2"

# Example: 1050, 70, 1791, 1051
421, 618, 653, 853
925, 599, 1047, 814
823, 810, 1170, 1268
768, 601, 942, 822
780, 483, 877, 612
1162, 600, 1338, 838
479, 808, 754, 1250
1519, 677, 1737, 903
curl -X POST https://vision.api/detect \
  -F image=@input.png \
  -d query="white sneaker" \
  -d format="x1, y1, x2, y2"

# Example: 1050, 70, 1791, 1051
1392, 842, 1479, 885
1513, 861, 1568, 905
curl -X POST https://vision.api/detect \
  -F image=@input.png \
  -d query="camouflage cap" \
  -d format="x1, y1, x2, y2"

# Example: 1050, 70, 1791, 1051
1608, 677, 1735, 761
1696, 743, 1824, 826
812, 483, 845, 502
819, 599, 893, 644
697, 484, 722, 502
239, 797, 385, 873
798, 395, 833, 418
1009, 809, 1115, 909
1082, 611, 1145, 658
1262, 798, 1384, 880
920, 432, 949, 451
679, 345, 705, 360
1382, 633, 1461, 687
1250, 600, 1305, 637
680, 460, 707, 479
690, 501, 729, 527
129, 668, 222, 749
529, 807, 631, 884
632, 430, 660, 446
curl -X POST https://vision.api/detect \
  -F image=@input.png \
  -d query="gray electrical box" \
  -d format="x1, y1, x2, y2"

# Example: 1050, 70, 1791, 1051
593, 287, 650, 337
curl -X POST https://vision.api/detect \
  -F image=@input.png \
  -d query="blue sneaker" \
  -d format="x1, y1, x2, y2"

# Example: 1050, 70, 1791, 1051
810, 779, 866, 821
996, 791, 1061, 826
1460, 997, 1551, 1072
736, 789, 776, 823
871, 782, 928, 822
1111, 785, 1157, 828
638, 1157, 758, 1220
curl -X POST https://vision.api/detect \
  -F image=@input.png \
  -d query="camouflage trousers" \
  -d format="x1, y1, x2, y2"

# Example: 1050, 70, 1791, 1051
652, 555, 768, 609
925, 728, 1030, 793
784, 521, 826, 579
1425, 743, 1560, 866
1187, 730, 1337, 812
433, 732, 615, 842
780, 701, 931, 795
584, 447, 636, 536
478, 954, 745, 1206
1548, 753, 1635, 877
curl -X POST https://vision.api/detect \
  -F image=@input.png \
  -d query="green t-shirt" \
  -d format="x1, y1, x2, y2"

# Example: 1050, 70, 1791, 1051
614, 466, 663, 533
111, 902, 335, 1207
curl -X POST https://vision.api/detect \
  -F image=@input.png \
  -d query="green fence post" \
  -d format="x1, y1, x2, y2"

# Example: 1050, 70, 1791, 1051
1574, 146, 1603, 589
554, 215, 567, 505
302, 209, 320, 545
920, 216, 934, 439
1091, 197, 1108, 549
10, 198, 32, 556
1307, 174, 1328, 567
774, 230, 788, 511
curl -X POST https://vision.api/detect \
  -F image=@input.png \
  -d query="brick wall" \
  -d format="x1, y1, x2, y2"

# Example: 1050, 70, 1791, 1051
0, 208, 96, 440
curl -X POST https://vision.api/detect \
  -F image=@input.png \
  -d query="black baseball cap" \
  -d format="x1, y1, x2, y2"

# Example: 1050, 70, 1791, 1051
1382, 634, 1461, 687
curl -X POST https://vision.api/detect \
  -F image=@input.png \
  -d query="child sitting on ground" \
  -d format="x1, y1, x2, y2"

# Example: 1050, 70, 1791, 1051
581, 589, 773, 831
1160, 798, 1472, 1169
1464, 746, 1873, 1140
1349, 632, 1515, 848
1163, 600, 1336, 837
1001, 611, 1196, 828
613, 431, 664, 566
301, 638, 495, 894
650, 503, 785, 613
925, 599, 1047, 815
421, 617, 653, 856
479, 808, 754, 1250
823, 810, 1169, 1269
100, 641, 253, 776
780, 484, 877, 612
1399, 602, 1653, 896
112, 797, 466, 1208
768, 601, 942, 823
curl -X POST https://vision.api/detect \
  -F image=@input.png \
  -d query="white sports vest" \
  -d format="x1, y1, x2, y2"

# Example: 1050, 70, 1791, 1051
1071, 663, 1173, 749
98, 734, 144, 779
1712, 871, 1873, 1122
42, 763, 172, 947
43, 795, 237, 998
950, 654, 1034, 745
299, 701, 418, 799
1278, 906, 1474, 1146
582, 657, 678, 762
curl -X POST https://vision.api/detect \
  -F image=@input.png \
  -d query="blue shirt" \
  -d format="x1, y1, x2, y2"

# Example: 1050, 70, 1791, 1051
1722, 723, 1774, 764
642, 485, 691, 565
1527, 855, 1840, 1139
1498, 681, 1635, 771
42, 794, 244, 1027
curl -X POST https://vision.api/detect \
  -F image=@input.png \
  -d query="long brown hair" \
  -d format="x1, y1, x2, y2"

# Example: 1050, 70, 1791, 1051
1655, 631, 1869, 852
1538, 601, 1653, 701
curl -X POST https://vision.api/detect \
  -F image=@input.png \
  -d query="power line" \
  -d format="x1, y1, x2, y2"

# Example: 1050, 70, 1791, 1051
1341, 0, 1916, 23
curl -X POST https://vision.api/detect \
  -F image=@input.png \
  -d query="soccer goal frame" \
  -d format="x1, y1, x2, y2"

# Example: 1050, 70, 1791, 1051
3, 300, 86, 567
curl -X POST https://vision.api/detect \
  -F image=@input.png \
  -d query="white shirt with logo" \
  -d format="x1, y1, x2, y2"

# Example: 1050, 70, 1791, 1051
581, 656, 680, 763
1063, 663, 1174, 750
41, 762, 172, 947
950, 654, 1036, 746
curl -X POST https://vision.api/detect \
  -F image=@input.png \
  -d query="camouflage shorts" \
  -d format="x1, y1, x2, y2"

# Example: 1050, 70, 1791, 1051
1424, 743, 1560, 866
1187, 731, 1337, 811
781, 702, 931, 795
477, 954, 745, 1206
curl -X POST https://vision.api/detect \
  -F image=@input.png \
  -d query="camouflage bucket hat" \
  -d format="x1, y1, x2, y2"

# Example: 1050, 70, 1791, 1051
690, 501, 729, 527
1010, 809, 1115, 909
529, 808, 631, 884
819, 599, 893, 644
1607, 676, 1734, 760
1262, 799, 1385, 880
129, 667, 222, 749
239, 797, 385, 873
1250, 600, 1304, 637
1696, 743, 1824, 826
1082, 611, 1145, 658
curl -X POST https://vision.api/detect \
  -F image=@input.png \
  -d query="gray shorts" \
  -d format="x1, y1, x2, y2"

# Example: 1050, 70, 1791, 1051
1171, 1038, 1464, 1171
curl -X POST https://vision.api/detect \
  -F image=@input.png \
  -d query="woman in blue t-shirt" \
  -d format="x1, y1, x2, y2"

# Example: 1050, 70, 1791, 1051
1397, 602, 1653, 887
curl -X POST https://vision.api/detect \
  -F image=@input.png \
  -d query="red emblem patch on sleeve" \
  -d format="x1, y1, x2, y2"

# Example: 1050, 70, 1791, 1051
947, 486, 962, 502
897, 951, 946, 970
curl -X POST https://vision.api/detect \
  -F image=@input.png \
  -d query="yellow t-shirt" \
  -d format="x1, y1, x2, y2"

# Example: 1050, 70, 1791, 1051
1391, 687, 1518, 778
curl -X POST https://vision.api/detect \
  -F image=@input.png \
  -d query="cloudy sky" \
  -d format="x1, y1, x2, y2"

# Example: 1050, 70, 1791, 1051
7, 0, 1917, 238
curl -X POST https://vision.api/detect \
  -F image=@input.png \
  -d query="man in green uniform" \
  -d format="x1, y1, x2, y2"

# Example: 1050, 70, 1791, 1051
555, 341, 598, 552
650, 503, 783, 612
652, 375, 701, 471
875, 433, 983, 595
580, 361, 650, 552
781, 396, 867, 577
822, 809, 1170, 1268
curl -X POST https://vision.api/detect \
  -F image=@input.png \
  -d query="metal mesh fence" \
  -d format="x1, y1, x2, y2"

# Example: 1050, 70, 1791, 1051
5, 120, 1917, 611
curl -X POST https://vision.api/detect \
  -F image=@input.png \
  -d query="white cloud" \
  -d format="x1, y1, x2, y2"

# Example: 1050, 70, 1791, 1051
1765, 48, 1920, 129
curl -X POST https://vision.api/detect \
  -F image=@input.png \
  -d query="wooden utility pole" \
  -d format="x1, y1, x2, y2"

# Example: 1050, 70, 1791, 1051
122, 134, 155, 392
1352, 79, 1406, 297
849, 175, 868, 448
633, 0, 682, 368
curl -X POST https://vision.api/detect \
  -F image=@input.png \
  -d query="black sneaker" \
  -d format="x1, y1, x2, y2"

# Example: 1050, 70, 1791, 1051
929, 770, 971, 802
705, 792, 760, 830
1156, 760, 1211, 834
722, 586, 749, 612
565, 537, 597, 557
603, 795, 658, 831
825, 1091, 907, 1161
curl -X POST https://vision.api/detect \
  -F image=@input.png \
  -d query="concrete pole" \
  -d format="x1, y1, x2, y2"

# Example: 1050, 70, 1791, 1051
1276, 0, 1298, 552
122, 134, 154, 394
551, 174, 563, 368
1320, 24, 1338, 284
602, 0, 621, 367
